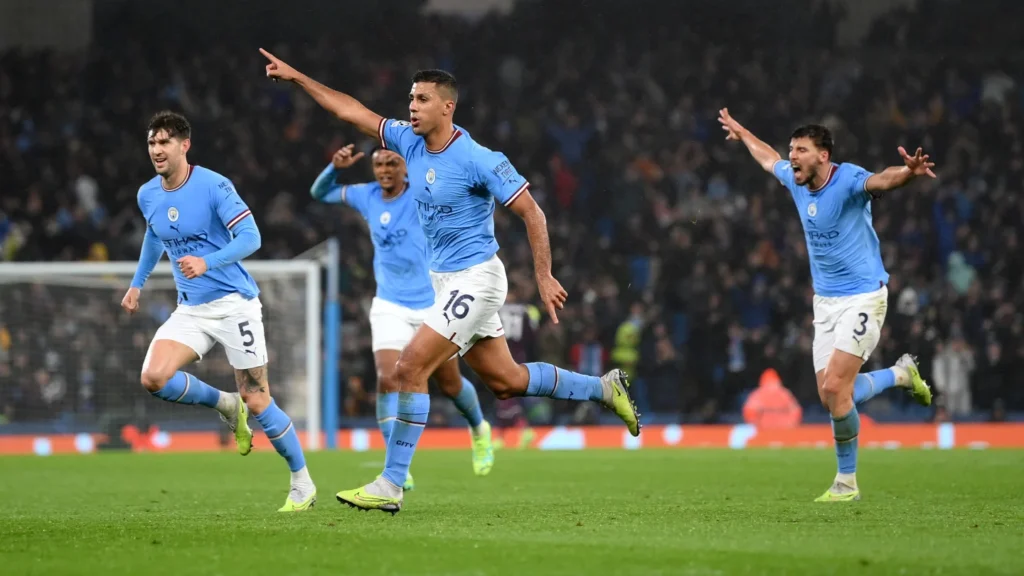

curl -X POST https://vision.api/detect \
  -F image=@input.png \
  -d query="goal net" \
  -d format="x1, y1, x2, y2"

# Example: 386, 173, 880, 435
0, 260, 321, 449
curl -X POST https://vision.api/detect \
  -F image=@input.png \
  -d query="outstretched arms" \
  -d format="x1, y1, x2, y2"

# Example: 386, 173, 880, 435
718, 108, 782, 173
261, 48, 383, 138
864, 147, 937, 193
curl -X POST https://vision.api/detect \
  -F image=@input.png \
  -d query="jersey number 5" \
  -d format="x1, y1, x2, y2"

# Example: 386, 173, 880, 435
853, 313, 869, 337
238, 321, 255, 347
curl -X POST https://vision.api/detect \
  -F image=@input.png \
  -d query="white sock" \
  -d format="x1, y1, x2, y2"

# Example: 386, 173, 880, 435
471, 422, 488, 437
215, 391, 236, 417
372, 476, 403, 498
891, 366, 911, 387
835, 472, 857, 489
290, 466, 314, 489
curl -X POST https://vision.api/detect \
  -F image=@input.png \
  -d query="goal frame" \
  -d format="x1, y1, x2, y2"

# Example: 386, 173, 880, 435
0, 259, 324, 450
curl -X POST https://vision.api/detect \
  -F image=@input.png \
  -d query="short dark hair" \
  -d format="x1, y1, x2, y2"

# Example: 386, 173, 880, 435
147, 111, 191, 140
411, 69, 458, 102
790, 124, 833, 159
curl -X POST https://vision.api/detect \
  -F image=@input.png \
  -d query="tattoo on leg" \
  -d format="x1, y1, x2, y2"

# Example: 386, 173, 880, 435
234, 365, 269, 395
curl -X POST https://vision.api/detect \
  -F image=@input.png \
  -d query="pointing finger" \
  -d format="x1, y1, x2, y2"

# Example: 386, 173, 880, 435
546, 303, 559, 324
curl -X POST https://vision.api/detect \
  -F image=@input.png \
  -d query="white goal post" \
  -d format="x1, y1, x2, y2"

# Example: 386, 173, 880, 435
0, 259, 323, 450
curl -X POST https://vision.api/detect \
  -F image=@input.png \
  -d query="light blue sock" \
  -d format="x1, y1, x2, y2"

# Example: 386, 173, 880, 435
150, 372, 221, 408
381, 392, 429, 488
525, 363, 603, 402
254, 398, 306, 472
831, 406, 860, 474
452, 377, 484, 428
853, 369, 898, 404
377, 392, 399, 445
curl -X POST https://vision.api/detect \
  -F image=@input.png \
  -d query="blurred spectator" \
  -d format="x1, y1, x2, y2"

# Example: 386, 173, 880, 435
610, 302, 644, 379
931, 338, 975, 417
742, 368, 802, 429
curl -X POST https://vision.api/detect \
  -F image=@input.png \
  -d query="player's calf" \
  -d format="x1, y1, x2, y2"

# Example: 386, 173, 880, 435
821, 351, 863, 414
234, 365, 316, 510
818, 350, 864, 501
464, 338, 640, 436
433, 358, 491, 475
141, 340, 235, 415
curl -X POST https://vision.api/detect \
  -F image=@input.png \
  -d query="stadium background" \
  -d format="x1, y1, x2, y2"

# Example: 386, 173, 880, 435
2, 0, 1023, 450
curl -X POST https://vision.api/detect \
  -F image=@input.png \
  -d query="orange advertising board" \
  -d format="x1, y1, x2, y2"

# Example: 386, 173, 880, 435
1, 423, 1021, 455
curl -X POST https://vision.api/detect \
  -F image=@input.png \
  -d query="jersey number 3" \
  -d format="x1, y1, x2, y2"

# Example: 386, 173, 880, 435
853, 313, 869, 337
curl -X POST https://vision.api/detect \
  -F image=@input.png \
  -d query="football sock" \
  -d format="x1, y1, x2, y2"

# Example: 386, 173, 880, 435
525, 363, 603, 402
452, 377, 484, 428
376, 392, 399, 445
253, 398, 307, 473
832, 406, 860, 475
852, 369, 898, 404
150, 372, 221, 409
381, 392, 429, 488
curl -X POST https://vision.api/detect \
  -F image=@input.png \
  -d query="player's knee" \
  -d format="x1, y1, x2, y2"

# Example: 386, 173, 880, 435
140, 367, 172, 393
377, 370, 401, 395
821, 373, 853, 413
393, 358, 428, 392
242, 391, 271, 414
820, 373, 845, 397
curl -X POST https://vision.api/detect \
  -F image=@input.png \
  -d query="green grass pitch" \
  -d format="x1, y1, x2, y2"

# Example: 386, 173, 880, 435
1, 449, 1022, 575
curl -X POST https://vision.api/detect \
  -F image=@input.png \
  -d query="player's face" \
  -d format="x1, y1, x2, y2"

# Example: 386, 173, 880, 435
372, 150, 406, 192
788, 137, 828, 186
408, 82, 454, 135
147, 129, 190, 176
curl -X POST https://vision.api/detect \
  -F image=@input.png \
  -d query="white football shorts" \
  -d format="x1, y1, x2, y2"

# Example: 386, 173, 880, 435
812, 285, 889, 373
423, 255, 507, 356
149, 293, 267, 370
369, 297, 429, 352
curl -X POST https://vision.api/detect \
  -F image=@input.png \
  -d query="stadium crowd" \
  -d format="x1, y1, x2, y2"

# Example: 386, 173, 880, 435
1, 0, 1022, 426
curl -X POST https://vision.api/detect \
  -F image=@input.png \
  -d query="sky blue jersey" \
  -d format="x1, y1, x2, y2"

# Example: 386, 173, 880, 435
377, 118, 529, 273
773, 160, 889, 297
134, 165, 260, 305
313, 164, 434, 310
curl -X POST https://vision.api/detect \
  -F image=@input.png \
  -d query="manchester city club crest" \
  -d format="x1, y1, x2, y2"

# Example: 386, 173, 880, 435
168, 207, 179, 222
426, 168, 436, 184
807, 203, 817, 217
380, 211, 391, 225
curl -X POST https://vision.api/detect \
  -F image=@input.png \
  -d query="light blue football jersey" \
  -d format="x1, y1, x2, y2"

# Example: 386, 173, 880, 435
773, 160, 889, 297
318, 174, 434, 310
137, 165, 260, 305
377, 118, 529, 273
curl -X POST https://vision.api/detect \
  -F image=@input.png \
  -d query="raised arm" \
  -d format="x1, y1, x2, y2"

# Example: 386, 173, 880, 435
310, 145, 365, 202
864, 146, 937, 193
261, 48, 382, 138
718, 108, 782, 173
